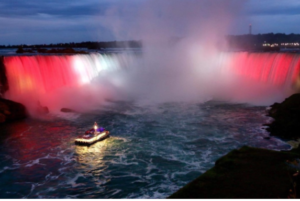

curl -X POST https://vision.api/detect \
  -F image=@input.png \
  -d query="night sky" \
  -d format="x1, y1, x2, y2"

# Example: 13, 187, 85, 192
0, 0, 299, 45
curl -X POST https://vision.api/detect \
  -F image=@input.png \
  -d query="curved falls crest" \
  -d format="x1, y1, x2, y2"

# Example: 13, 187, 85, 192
1, 52, 300, 115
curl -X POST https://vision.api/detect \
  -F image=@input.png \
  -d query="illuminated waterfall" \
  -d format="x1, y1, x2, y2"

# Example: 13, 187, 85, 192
1, 52, 300, 115
2, 53, 134, 115
4, 54, 132, 95
219, 52, 300, 87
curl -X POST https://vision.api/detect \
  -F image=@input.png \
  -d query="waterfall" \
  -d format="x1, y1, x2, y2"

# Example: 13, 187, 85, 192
3, 54, 133, 95
2, 53, 135, 115
219, 52, 300, 87
1, 52, 300, 115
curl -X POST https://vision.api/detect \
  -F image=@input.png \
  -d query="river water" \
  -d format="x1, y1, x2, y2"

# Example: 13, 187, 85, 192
0, 100, 290, 198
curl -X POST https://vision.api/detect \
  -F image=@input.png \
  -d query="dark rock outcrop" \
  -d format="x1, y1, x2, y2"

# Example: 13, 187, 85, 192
36, 102, 49, 114
0, 98, 27, 123
60, 108, 76, 113
0, 56, 8, 96
169, 146, 300, 198
266, 93, 300, 140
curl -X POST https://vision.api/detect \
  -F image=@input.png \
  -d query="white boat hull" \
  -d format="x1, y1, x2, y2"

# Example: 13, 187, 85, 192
75, 131, 110, 145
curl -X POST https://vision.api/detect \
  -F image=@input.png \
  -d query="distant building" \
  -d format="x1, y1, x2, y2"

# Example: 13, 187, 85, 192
262, 42, 299, 48
249, 24, 252, 35
262, 42, 300, 52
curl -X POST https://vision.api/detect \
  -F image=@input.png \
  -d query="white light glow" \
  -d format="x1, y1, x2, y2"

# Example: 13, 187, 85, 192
75, 132, 108, 144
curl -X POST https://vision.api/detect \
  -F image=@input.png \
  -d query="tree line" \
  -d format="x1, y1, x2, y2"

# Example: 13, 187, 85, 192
1, 33, 300, 51
0, 40, 143, 49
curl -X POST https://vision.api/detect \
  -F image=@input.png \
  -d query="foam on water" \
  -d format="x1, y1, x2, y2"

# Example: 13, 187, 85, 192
0, 101, 292, 198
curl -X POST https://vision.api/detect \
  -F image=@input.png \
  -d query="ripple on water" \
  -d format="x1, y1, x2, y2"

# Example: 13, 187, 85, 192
0, 101, 292, 198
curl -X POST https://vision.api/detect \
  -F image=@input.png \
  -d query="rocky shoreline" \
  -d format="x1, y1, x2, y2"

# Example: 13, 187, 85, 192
266, 93, 300, 140
0, 98, 27, 123
169, 93, 300, 198
169, 146, 300, 198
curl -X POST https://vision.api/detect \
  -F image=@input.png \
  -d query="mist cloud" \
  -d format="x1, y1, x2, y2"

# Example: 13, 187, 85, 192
95, 0, 250, 103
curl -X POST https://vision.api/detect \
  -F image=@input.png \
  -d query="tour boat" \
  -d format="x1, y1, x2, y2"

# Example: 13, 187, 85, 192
75, 123, 110, 145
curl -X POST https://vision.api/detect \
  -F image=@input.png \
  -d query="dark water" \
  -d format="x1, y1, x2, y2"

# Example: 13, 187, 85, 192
0, 101, 290, 198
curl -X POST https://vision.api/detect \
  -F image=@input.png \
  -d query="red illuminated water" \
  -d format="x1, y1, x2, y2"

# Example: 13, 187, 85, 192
4, 56, 79, 95
2, 52, 300, 115
2, 54, 129, 115
220, 52, 300, 86
5, 53, 300, 95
